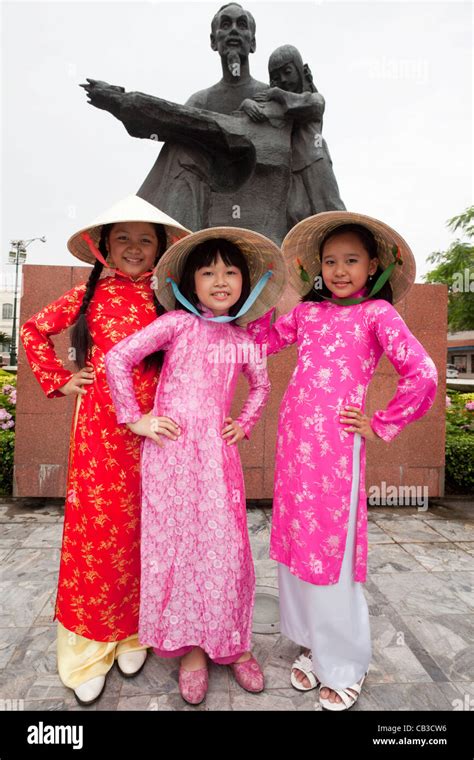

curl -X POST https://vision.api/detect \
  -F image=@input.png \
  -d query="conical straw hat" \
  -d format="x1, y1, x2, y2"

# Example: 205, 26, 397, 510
283, 211, 416, 304
67, 194, 190, 264
154, 226, 287, 325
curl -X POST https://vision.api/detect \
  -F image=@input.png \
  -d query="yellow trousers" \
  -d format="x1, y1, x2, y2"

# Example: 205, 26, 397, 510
57, 622, 148, 689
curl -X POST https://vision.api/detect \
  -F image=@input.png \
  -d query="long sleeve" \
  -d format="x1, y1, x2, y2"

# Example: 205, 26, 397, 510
235, 347, 271, 439
366, 302, 438, 442
20, 284, 86, 398
119, 91, 223, 146
105, 311, 188, 424
246, 305, 300, 356
115, 91, 254, 194
273, 89, 325, 122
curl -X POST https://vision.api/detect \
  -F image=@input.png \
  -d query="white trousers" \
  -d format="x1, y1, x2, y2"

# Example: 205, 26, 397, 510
278, 433, 372, 690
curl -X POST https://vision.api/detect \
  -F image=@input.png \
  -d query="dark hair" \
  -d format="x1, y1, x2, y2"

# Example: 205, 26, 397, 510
176, 238, 251, 320
71, 222, 168, 370
302, 223, 393, 304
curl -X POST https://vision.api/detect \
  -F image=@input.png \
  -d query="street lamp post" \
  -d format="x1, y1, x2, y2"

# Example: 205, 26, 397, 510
8, 236, 46, 366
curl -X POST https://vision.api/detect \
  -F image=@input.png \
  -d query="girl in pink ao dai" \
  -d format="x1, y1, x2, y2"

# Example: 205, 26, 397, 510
248, 213, 438, 710
106, 230, 286, 705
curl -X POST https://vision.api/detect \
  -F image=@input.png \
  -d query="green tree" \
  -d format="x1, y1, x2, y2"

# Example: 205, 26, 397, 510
424, 207, 474, 330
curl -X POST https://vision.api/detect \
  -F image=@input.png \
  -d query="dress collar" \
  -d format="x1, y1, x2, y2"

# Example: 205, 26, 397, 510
330, 285, 368, 301
112, 269, 154, 284
197, 302, 228, 319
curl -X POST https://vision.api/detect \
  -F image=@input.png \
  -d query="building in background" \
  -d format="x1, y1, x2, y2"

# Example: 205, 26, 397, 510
0, 271, 20, 366
447, 331, 474, 378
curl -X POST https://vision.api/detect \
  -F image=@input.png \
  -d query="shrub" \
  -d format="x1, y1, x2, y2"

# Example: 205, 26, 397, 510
0, 372, 16, 494
445, 433, 474, 493
445, 390, 474, 492
0, 430, 15, 495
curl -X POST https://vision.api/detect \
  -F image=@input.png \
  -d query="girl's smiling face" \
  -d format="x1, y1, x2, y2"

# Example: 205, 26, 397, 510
194, 252, 243, 317
106, 222, 159, 277
321, 231, 379, 298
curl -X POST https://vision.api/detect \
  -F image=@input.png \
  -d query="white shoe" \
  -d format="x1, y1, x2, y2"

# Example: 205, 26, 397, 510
116, 649, 148, 677
74, 675, 106, 706
290, 650, 320, 692
319, 674, 366, 711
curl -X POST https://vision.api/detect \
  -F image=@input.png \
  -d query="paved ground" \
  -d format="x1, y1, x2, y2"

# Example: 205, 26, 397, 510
0, 497, 473, 711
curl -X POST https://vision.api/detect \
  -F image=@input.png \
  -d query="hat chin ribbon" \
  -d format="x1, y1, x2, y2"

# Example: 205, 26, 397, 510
323, 261, 396, 306
304, 244, 402, 306
81, 232, 110, 267
80, 231, 155, 276
166, 269, 274, 323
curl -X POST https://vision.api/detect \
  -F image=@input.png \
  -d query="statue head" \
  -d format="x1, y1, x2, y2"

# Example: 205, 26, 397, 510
211, 3, 257, 60
268, 44, 315, 93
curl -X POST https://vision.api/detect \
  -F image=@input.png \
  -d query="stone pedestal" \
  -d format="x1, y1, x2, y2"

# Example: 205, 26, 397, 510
15, 266, 447, 498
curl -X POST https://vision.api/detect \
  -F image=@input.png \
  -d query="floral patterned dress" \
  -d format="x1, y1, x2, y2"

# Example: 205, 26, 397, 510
20, 271, 160, 641
105, 308, 270, 660
248, 296, 438, 586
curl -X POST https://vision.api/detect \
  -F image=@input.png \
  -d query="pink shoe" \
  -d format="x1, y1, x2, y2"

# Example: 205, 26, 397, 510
231, 655, 264, 693
178, 665, 209, 705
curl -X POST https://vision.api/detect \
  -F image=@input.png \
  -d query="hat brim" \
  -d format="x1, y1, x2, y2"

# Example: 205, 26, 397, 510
153, 226, 287, 326
67, 195, 191, 264
282, 211, 416, 304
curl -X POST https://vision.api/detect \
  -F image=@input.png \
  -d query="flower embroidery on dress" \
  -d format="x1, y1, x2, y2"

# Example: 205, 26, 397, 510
247, 299, 438, 585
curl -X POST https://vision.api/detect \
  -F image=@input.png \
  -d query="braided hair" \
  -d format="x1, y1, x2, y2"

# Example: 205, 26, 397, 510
71, 222, 168, 370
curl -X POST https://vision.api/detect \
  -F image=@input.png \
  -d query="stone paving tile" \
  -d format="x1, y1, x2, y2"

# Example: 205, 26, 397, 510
0, 523, 35, 548
0, 548, 61, 582
0, 666, 48, 702
367, 522, 395, 544
436, 681, 474, 711
455, 542, 474, 556
400, 542, 474, 572
440, 571, 474, 610
351, 682, 455, 711
33, 592, 57, 626
255, 558, 278, 581
364, 579, 449, 684
0, 500, 473, 711
249, 534, 272, 561
370, 572, 472, 616
421, 519, 474, 543
116, 691, 232, 711
369, 615, 434, 684
368, 508, 430, 520
0, 502, 63, 524
0, 628, 29, 669
0, 580, 55, 628
246, 508, 268, 533
369, 518, 449, 544
7, 628, 58, 676
399, 614, 474, 682
23, 696, 121, 712
368, 543, 426, 574
22, 524, 63, 549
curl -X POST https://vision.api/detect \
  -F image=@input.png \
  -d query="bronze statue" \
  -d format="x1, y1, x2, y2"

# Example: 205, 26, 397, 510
242, 44, 345, 226
81, 4, 345, 244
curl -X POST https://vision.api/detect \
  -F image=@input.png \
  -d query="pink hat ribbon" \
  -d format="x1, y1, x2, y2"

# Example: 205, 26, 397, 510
81, 232, 109, 267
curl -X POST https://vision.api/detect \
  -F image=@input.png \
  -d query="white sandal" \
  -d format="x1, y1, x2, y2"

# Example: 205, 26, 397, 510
290, 651, 320, 692
319, 674, 366, 711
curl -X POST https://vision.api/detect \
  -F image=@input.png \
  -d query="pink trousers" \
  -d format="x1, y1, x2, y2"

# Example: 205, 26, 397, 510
153, 646, 245, 665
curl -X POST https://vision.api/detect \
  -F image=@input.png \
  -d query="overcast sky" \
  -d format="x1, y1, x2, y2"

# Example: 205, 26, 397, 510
1, 0, 472, 287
